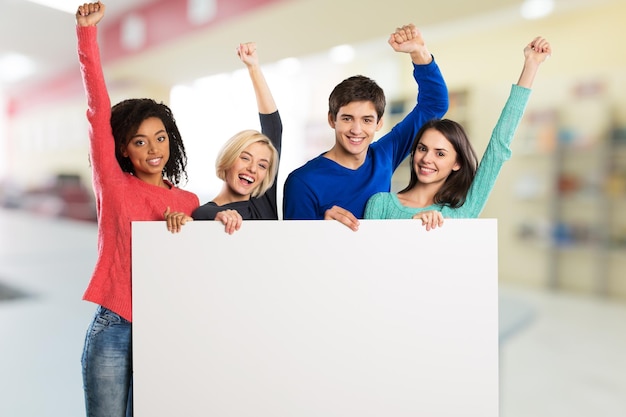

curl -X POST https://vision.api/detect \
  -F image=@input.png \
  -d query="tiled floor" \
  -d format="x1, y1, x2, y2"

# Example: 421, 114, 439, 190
0, 208, 624, 417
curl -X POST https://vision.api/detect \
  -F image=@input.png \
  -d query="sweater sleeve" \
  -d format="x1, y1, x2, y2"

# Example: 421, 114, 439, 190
77, 25, 121, 188
453, 84, 531, 218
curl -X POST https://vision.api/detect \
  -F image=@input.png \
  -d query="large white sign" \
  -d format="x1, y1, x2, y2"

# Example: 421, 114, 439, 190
132, 219, 499, 417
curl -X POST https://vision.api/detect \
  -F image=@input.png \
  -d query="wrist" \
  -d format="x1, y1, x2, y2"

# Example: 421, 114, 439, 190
411, 50, 433, 65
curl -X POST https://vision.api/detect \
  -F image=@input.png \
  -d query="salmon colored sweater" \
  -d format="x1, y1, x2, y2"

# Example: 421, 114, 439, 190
77, 26, 199, 321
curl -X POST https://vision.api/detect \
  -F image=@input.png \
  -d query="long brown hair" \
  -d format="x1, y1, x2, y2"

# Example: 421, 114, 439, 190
401, 119, 478, 208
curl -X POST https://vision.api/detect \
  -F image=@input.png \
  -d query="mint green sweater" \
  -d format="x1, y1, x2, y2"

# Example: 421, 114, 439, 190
364, 84, 531, 219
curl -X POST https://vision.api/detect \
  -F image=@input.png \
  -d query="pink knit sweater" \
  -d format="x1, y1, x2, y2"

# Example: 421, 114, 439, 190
78, 26, 199, 321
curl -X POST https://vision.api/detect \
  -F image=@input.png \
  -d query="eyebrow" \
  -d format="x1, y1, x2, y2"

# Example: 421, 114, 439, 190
338, 112, 376, 119
131, 129, 167, 139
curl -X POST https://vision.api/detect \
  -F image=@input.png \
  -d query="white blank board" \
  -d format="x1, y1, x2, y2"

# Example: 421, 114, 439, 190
132, 219, 498, 417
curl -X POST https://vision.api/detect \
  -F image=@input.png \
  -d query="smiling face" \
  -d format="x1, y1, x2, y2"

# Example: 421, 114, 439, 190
413, 127, 460, 185
121, 117, 170, 185
328, 100, 383, 166
223, 141, 273, 200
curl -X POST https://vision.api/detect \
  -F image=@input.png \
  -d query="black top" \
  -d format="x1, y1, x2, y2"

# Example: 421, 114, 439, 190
191, 111, 282, 220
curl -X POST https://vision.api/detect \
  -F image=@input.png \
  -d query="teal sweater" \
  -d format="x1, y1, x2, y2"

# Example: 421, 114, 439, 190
364, 84, 531, 219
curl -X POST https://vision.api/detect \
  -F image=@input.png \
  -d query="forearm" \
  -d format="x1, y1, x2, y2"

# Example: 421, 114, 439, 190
248, 65, 276, 114
516, 59, 541, 89
77, 26, 111, 117
412, 59, 449, 118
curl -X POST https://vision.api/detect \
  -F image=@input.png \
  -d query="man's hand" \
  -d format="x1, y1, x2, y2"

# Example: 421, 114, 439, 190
388, 23, 432, 65
324, 206, 360, 232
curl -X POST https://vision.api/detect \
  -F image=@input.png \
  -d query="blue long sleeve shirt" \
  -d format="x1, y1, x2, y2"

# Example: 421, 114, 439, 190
283, 58, 448, 220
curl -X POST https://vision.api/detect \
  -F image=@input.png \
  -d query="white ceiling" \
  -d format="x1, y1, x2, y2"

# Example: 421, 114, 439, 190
0, 0, 610, 98
0, 0, 156, 93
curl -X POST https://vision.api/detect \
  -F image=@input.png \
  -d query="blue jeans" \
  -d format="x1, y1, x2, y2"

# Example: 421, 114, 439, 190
82, 306, 133, 417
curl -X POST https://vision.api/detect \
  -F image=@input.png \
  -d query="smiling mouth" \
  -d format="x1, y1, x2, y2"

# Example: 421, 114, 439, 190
347, 136, 364, 144
239, 174, 255, 184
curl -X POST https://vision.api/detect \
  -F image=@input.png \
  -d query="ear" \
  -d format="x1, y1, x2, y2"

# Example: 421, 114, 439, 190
452, 160, 461, 172
120, 144, 129, 158
327, 112, 336, 129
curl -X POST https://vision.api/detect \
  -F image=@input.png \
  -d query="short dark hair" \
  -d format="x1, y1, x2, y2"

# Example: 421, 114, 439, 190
401, 119, 478, 208
328, 75, 386, 121
109, 98, 189, 186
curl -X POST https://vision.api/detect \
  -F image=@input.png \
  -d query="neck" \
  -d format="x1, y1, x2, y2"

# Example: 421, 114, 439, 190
398, 183, 440, 208
212, 185, 250, 206
136, 173, 169, 189
324, 147, 366, 170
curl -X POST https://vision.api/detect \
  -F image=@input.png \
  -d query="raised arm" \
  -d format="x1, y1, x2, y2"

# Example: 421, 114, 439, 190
453, 36, 552, 218
237, 42, 277, 114
75, 2, 121, 179
517, 36, 552, 88
379, 24, 449, 168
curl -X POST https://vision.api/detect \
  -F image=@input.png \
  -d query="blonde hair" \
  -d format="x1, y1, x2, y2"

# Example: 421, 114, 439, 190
216, 130, 279, 198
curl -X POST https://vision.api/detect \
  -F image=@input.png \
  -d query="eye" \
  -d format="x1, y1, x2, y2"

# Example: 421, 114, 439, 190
341, 116, 351, 122
259, 163, 268, 170
437, 151, 446, 157
133, 139, 145, 147
240, 155, 251, 161
364, 118, 374, 124
157, 135, 167, 142
417, 145, 426, 152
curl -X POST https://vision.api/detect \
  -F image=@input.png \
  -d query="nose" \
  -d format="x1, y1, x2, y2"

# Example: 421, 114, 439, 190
421, 150, 434, 163
246, 161, 257, 173
350, 120, 362, 134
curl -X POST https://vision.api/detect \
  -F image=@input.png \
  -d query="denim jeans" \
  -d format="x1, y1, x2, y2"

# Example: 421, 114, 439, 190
82, 306, 133, 417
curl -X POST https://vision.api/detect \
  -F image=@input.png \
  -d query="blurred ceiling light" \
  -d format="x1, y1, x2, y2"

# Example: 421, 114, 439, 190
0, 53, 37, 84
25, 0, 76, 13
188, 0, 217, 25
520, 0, 554, 19
329, 45, 355, 64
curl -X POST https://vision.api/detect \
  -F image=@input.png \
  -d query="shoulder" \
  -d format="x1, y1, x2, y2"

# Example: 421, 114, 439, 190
369, 192, 391, 203
173, 187, 200, 204
287, 155, 331, 179
367, 192, 395, 208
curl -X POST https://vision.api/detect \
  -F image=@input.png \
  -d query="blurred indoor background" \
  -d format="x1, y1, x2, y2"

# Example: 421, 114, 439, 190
0, 0, 624, 416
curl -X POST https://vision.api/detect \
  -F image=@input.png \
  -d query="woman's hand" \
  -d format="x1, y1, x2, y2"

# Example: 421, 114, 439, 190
164, 206, 193, 233
215, 209, 243, 235
76, 1, 105, 27
412, 210, 444, 231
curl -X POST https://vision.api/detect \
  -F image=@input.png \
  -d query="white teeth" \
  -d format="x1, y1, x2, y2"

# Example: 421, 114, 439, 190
239, 175, 254, 184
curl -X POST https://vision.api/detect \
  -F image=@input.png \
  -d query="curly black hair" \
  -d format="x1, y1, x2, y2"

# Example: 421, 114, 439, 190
110, 98, 188, 186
